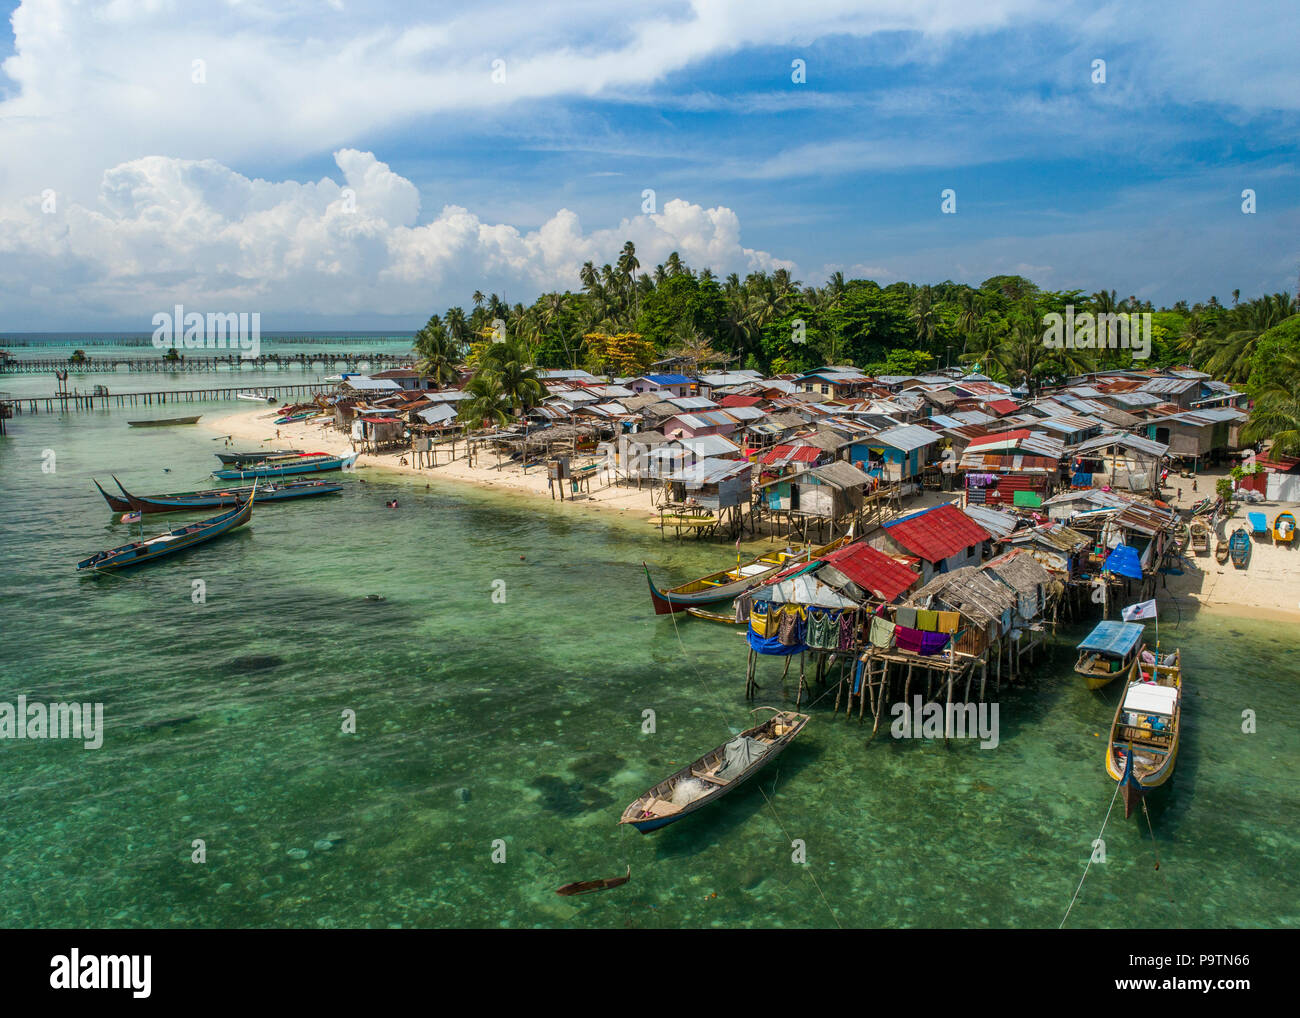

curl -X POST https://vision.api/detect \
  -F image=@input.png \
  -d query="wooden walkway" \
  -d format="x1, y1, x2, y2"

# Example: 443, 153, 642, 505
0, 352, 414, 375
2, 382, 331, 414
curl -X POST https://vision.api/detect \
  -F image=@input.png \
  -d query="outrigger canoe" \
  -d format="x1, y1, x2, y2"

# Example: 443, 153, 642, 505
215, 449, 307, 465
1105, 648, 1182, 818
102, 476, 341, 514
644, 532, 854, 615
77, 486, 255, 572
619, 709, 809, 833
1074, 620, 1145, 691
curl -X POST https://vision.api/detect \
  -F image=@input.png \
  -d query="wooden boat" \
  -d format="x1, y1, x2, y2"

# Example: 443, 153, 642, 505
213, 453, 356, 479
1214, 536, 1230, 563
114, 476, 342, 514
215, 449, 307, 465
236, 391, 277, 403
1229, 527, 1251, 568
1188, 518, 1210, 555
127, 415, 201, 427
644, 533, 854, 615
619, 709, 809, 833
684, 606, 744, 624
1074, 620, 1145, 691
274, 410, 322, 424
1272, 511, 1297, 543
92, 478, 133, 513
1105, 648, 1182, 818
77, 488, 254, 572
1172, 522, 1191, 555
646, 513, 717, 528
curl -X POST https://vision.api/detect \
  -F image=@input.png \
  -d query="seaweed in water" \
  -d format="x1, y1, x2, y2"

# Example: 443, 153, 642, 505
224, 654, 284, 673
530, 775, 614, 817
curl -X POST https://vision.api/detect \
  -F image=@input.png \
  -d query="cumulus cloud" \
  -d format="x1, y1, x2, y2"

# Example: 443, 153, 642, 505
0, 150, 791, 326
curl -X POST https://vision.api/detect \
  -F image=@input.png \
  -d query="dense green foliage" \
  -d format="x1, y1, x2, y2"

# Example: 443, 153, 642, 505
413, 243, 1299, 403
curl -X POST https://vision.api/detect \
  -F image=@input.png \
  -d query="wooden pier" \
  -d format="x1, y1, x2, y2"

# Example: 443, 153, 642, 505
0, 351, 414, 375
1, 382, 332, 415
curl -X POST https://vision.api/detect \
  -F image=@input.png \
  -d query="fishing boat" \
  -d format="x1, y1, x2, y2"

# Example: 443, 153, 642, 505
644, 533, 854, 615
213, 453, 356, 480
1229, 527, 1251, 568
1074, 620, 1145, 691
236, 391, 277, 403
618, 709, 809, 833
1105, 648, 1182, 818
1214, 535, 1230, 564
274, 410, 322, 425
1272, 511, 1297, 543
1172, 522, 1191, 555
127, 416, 201, 427
77, 489, 254, 572
215, 449, 308, 466
1188, 518, 1210, 555
114, 477, 342, 514
92, 478, 133, 513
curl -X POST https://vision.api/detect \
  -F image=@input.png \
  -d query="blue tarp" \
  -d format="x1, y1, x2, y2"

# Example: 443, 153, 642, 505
1078, 620, 1145, 657
747, 627, 804, 656
1102, 544, 1143, 579
1248, 512, 1268, 534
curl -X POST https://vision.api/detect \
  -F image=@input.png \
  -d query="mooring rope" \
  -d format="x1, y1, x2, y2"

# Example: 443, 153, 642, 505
666, 603, 843, 929
1060, 778, 1121, 929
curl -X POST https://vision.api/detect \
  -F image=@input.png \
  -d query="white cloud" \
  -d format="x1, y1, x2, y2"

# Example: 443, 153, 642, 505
0, 150, 792, 326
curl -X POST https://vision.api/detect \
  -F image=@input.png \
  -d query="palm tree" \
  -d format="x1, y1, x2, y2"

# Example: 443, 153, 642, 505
413, 315, 459, 388
476, 337, 544, 415
1241, 353, 1300, 456
1198, 294, 1294, 382
459, 374, 513, 429
910, 285, 938, 349
444, 306, 468, 355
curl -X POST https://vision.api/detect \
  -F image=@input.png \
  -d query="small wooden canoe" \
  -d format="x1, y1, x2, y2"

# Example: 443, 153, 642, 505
1214, 537, 1230, 564
684, 607, 744, 625
619, 709, 809, 833
1105, 649, 1182, 818
77, 488, 254, 572
1272, 511, 1297, 543
1188, 519, 1210, 555
127, 416, 201, 427
1229, 528, 1251, 568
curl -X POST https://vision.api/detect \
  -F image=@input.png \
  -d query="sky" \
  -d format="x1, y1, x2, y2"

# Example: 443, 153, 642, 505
0, 0, 1297, 331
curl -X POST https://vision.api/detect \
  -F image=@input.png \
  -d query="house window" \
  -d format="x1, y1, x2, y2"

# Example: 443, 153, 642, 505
820, 385, 829, 395
967, 545, 976, 557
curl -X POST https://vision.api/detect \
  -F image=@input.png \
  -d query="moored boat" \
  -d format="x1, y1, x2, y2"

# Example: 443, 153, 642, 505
645, 533, 854, 615
1229, 527, 1251, 568
1214, 536, 1230, 563
1272, 511, 1297, 543
1188, 518, 1210, 555
77, 488, 255, 572
215, 449, 308, 465
1105, 648, 1182, 818
127, 415, 201, 427
619, 709, 809, 833
684, 606, 744, 624
92, 478, 133, 513
213, 453, 356, 479
115, 477, 342, 514
236, 391, 277, 403
1074, 620, 1145, 691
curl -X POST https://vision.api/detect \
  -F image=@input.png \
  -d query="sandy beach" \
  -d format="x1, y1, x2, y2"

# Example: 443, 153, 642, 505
203, 409, 1300, 623
204, 406, 666, 520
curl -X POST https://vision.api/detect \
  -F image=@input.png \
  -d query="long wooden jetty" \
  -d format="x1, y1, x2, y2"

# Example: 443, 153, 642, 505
2, 382, 330, 414
0, 351, 414, 375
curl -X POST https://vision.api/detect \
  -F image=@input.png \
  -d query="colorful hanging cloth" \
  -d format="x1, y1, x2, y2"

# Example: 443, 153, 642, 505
936, 611, 960, 634
838, 611, 857, 650
916, 609, 939, 632
869, 616, 896, 649
895, 606, 917, 629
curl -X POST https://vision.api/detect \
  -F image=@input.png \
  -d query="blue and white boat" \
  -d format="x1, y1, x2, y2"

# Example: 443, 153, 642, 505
213, 453, 356, 480
618, 709, 808, 833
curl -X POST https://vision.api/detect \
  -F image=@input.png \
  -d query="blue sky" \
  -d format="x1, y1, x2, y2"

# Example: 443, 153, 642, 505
0, 1, 1296, 329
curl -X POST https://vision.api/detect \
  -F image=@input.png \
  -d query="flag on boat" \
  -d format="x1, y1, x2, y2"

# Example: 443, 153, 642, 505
1121, 599, 1157, 622
121, 512, 141, 524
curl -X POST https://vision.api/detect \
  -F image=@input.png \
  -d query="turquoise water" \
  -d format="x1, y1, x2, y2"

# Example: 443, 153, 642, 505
1, 402, 1297, 928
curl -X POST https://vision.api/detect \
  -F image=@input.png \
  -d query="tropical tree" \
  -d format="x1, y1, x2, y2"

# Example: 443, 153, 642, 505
413, 314, 460, 388
475, 336, 544, 415
1241, 352, 1300, 456
458, 374, 513, 429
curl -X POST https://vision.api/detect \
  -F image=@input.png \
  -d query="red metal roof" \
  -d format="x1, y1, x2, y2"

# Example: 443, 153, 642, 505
819, 543, 918, 602
718, 394, 764, 408
760, 444, 822, 464
985, 399, 1021, 415
884, 502, 992, 563
967, 429, 1030, 449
